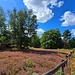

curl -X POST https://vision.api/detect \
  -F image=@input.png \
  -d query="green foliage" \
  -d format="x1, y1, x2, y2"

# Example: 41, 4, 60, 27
0, 7, 38, 49
31, 34, 40, 48
0, 36, 6, 45
8, 8, 38, 49
69, 37, 75, 48
27, 69, 34, 75
0, 6, 6, 46
0, 6, 75, 49
62, 29, 71, 41
40, 29, 63, 49
0, 7, 6, 34
23, 58, 35, 75
62, 29, 71, 48
25, 58, 35, 68
56, 70, 66, 75
72, 72, 75, 75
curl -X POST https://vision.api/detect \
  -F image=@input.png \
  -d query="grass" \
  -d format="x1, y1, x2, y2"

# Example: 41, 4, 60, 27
68, 50, 75, 75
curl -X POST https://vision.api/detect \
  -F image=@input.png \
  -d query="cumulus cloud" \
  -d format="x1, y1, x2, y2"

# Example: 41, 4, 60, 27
36, 28, 45, 37
57, 1, 64, 8
71, 29, 75, 36
49, 0, 64, 8
60, 11, 75, 26
23, 0, 64, 23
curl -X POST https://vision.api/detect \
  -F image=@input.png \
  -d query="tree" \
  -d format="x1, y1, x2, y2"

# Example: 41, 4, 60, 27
40, 29, 63, 49
62, 29, 71, 48
0, 7, 6, 46
8, 9, 38, 49
69, 37, 75, 48
17, 10, 37, 48
0, 7, 6, 35
31, 34, 40, 48
0, 36, 6, 46
8, 8, 18, 45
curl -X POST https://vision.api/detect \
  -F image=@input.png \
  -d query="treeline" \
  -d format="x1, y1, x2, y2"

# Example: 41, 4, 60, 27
0, 7, 38, 49
40, 29, 75, 49
32, 29, 75, 49
0, 7, 75, 49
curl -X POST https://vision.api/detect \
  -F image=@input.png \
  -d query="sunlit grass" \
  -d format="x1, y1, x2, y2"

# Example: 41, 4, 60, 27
69, 51, 75, 75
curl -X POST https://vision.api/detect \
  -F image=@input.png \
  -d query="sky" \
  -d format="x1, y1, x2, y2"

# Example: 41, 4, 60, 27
0, 0, 75, 37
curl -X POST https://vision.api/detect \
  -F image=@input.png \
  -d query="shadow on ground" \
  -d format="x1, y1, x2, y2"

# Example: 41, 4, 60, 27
0, 47, 68, 55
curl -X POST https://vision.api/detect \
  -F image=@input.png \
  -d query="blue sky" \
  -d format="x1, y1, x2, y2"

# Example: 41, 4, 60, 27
0, 0, 75, 37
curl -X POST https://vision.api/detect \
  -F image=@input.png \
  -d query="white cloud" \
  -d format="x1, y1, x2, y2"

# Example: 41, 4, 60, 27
49, 0, 64, 8
36, 28, 45, 37
60, 11, 75, 26
23, 0, 64, 23
71, 29, 75, 36
57, 1, 64, 8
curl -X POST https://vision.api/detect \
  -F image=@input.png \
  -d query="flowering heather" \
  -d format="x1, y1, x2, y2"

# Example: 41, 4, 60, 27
0, 48, 72, 75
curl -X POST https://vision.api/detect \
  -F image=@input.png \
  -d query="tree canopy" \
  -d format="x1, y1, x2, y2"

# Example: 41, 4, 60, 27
0, 6, 75, 49
40, 29, 63, 49
62, 29, 71, 48
0, 7, 38, 49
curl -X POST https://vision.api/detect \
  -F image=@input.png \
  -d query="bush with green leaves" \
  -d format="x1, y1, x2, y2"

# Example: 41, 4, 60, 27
23, 58, 35, 75
56, 70, 66, 75
25, 58, 34, 68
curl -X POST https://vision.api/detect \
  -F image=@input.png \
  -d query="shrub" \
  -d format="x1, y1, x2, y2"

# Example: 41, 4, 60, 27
25, 58, 34, 68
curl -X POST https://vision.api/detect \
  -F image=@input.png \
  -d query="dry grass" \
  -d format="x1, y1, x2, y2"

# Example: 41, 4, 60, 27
68, 51, 75, 75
